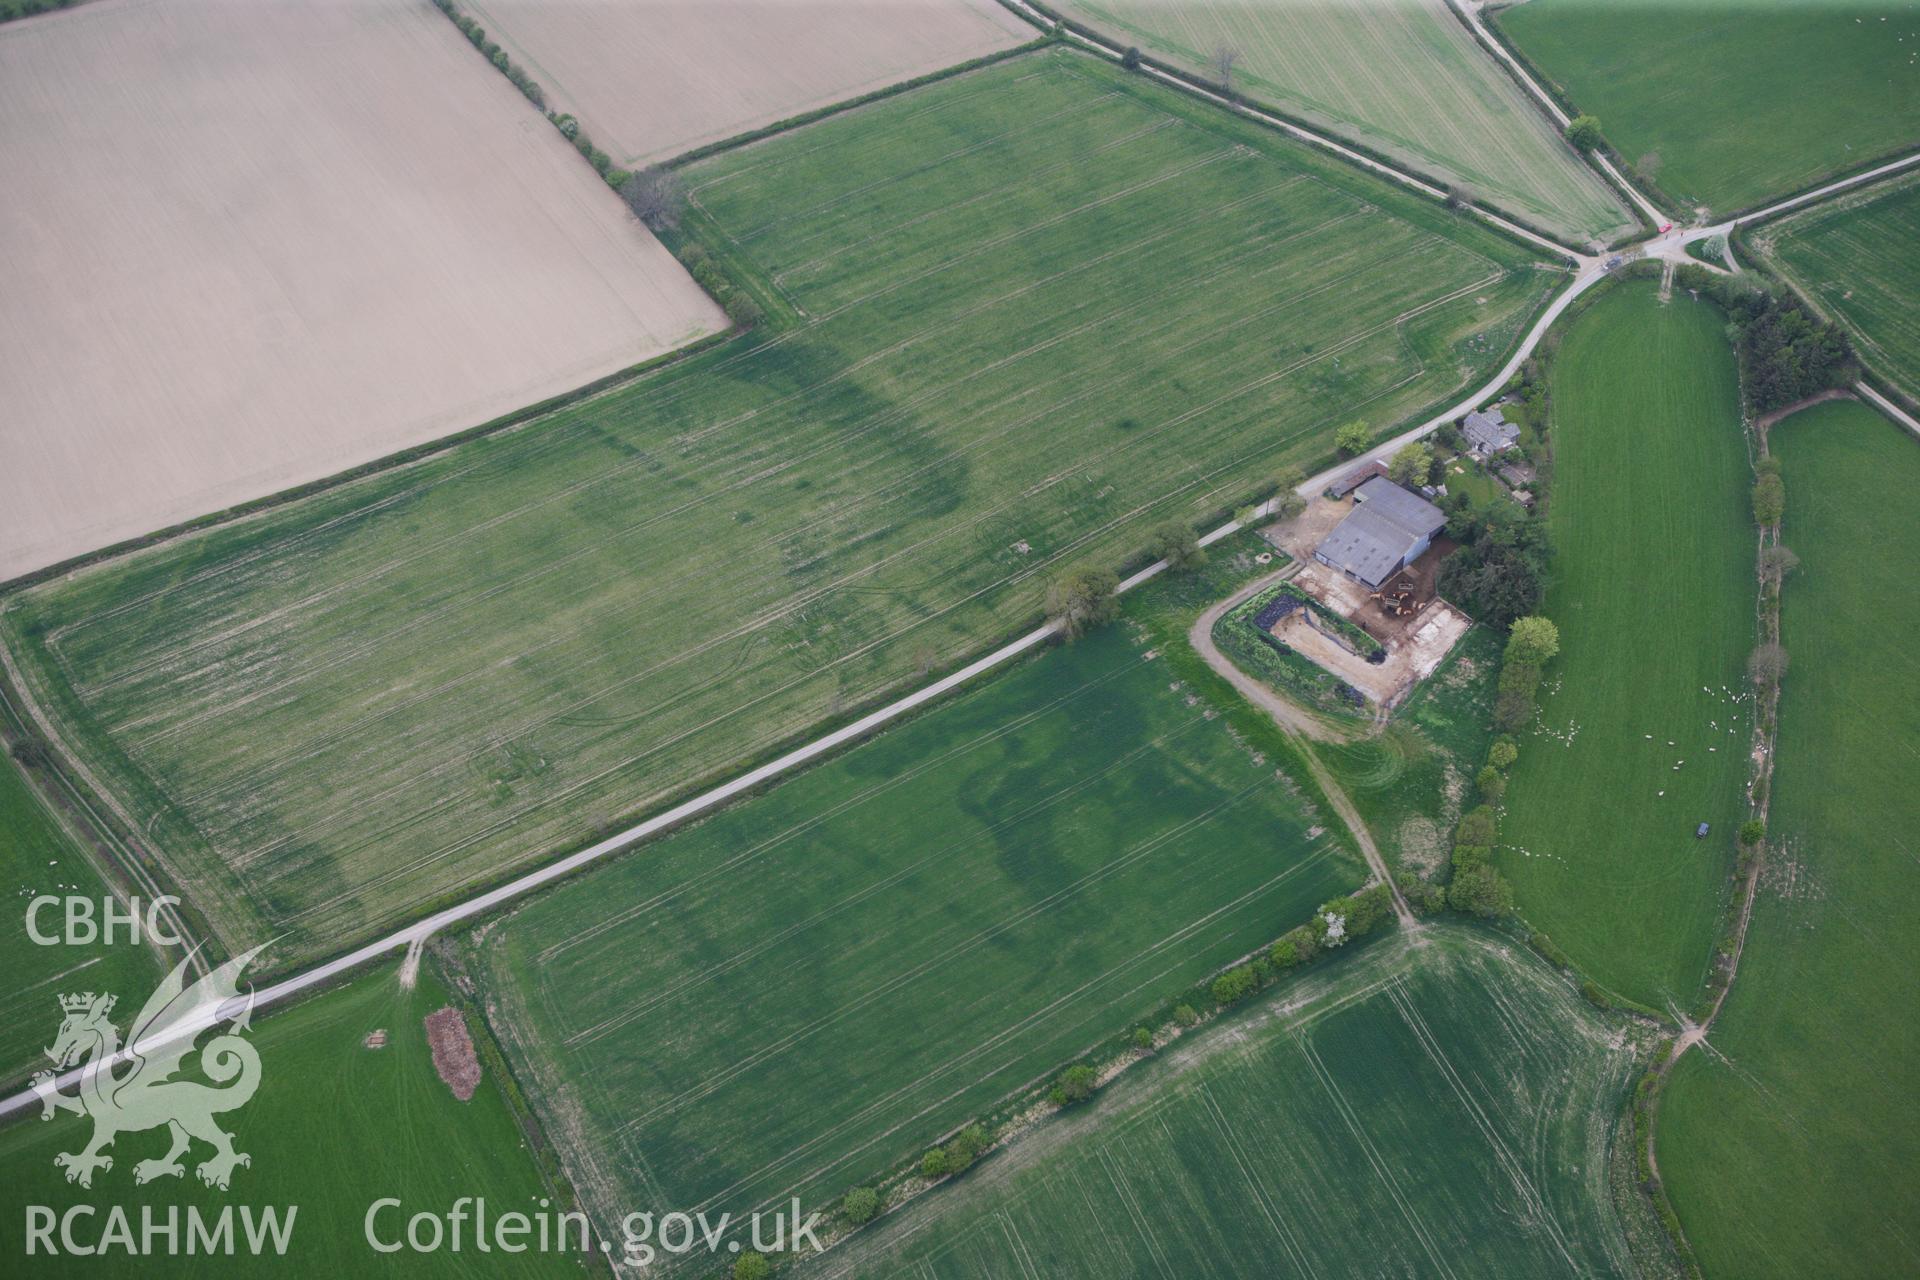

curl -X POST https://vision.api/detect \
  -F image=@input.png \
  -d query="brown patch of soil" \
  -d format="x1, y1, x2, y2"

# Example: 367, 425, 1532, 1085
424, 1006, 481, 1101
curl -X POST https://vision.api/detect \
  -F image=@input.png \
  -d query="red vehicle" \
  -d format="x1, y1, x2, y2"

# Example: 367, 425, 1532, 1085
1659, 222, 1674, 233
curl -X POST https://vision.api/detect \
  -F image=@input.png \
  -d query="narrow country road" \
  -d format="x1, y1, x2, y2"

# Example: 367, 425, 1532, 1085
1189, 569, 1416, 927
10, 0, 1918, 1127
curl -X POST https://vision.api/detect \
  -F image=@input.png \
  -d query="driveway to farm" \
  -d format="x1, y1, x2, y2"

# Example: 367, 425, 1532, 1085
13, 3, 1920, 1126
1189, 570, 1416, 927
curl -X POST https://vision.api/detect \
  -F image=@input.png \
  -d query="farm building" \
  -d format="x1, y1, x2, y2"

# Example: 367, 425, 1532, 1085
1325, 459, 1389, 498
1314, 477, 1447, 589
1462, 405, 1521, 456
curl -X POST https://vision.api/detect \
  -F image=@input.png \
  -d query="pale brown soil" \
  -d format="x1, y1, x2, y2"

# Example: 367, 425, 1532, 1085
0, 0, 724, 579
465, 0, 1033, 165
424, 1006, 482, 1101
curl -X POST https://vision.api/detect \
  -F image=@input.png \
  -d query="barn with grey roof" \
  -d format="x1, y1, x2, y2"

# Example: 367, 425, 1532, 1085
1313, 477, 1447, 589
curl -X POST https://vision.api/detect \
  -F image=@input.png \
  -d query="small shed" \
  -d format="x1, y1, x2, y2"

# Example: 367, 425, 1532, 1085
1326, 459, 1388, 499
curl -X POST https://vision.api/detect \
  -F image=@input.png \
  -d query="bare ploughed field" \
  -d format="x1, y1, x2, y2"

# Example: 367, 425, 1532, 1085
465, 0, 1034, 164
0, 0, 725, 580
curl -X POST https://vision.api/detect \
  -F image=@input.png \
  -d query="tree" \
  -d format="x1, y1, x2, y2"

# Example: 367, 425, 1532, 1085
1447, 864, 1514, 918
1476, 765, 1506, 802
1456, 805, 1499, 847
842, 1186, 881, 1225
620, 166, 686, 230
1759, 544, 1800, 579
921, 1147, 951, 1179
943, 1124, 988, 1175
1334, 420, 1371, 457
1748, 642, 1790, 688
1132, 1025, 1155, 1052
1752, 474, 1786, 527
1051, 1064, 1098, 1106
1211, 964, 1257, 1005
1270, 465, 1308, 519
9, 736, 49, 769
1505, 616, 1560, 667
734, 1255, 772, 1280
1210, 44, 1240, 93
1146, 521, 1205, 573
1046, 567, 1119, 641
1173, 1003, 1199, 1027
1738, 818, 1766, 848
1565, 115, 1604, 152
1443, 185, 1466, 211
1343, 883, 1395, 935
1388, 441, 1433, 488
1488, 738, 1518, 770
1121, 45, 1142, 71
1493, 688, 1534, 733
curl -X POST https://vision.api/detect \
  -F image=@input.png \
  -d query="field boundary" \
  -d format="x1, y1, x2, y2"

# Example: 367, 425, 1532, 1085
0, 219, 1583, 1115
1443, 0, 1659, 244
0, 39, 1580, 1116
997, 0, 1586, 261
1735, 169, 1920, 418
0, 326, 741, 597
1477, 3, 1688, 225
662, 37, 1052, 171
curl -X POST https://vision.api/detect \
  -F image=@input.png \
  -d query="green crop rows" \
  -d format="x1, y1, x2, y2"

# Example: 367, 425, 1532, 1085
1759, 170, 1920, 397
466, 619, 1360, 1250
808, 925, 1640, 1279
1058, 0, 1636, 244
0, 51, 1552, 971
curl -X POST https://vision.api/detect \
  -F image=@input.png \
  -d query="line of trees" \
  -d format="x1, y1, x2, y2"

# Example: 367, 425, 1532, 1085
430, 0, 549, 113
828, 878, 1400, 1243
1442, 617, 1557, 918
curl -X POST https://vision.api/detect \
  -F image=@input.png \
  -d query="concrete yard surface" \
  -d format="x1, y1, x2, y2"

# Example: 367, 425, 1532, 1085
1277, 559, 1470, 707
0, 0, 726, 580
464, 0, 1035, 164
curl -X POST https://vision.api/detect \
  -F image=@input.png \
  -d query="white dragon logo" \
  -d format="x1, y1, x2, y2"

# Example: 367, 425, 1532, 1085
29, 946, 264, 1190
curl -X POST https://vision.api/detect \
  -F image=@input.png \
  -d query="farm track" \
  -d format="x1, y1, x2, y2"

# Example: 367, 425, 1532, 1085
11, 41, 1920, 1273
8, 55, 1549, 966
1187, 570, 1414, 926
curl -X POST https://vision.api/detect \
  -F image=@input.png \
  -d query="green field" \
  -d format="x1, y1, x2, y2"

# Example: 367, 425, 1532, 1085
0, 962, 582, 1277
1496, 283, 1754, 1012
1498, 0, 1920, 216
0, 50, 1555, 973
1659, 401, 1920, 1278
802, 924, 1640, 1279
1758, 169, 1920, 397
1320, 626, 1502, 882
0, 754, 158, 1086
466, 618, 1362, 1253
1057, 0, 1636, 244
